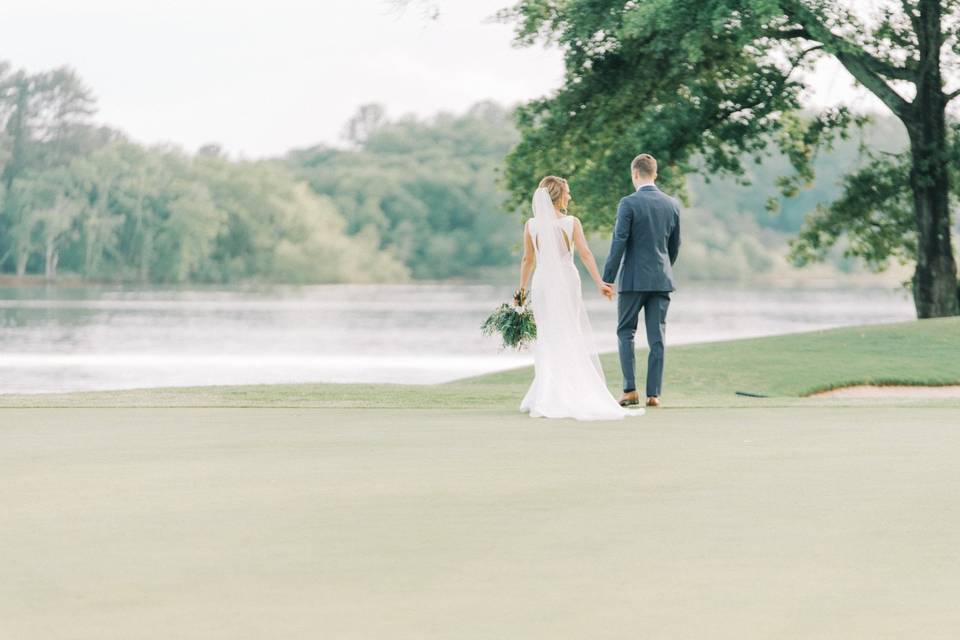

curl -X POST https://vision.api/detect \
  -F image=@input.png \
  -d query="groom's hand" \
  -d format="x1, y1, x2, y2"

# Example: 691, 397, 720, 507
599, 282, 615, 300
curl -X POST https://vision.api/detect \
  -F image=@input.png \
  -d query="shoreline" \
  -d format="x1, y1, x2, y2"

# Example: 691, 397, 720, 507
0, 320, 920, 398
0, 318, 956, 409
0, 273, 914, 291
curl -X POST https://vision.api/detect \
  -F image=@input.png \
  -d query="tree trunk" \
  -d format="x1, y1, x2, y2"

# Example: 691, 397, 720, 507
45, 240, 58, 279
2, 77, 30, 194
139, 232, 153, 283
907, 125, 958, 318
907, 0, 958, 318
84, 221, 101, 278
15, 249, 28, 278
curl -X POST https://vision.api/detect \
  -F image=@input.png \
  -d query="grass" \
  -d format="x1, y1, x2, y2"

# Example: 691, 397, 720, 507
4, 406, 960, 639
4, 320, 960, 638
2, 317, 958, 409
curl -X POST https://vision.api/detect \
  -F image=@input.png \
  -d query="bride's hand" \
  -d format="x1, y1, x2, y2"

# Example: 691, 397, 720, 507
598, 282, 614, 300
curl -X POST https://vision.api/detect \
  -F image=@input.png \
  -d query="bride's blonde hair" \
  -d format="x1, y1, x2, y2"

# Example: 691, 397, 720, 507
538, 176, 569, 210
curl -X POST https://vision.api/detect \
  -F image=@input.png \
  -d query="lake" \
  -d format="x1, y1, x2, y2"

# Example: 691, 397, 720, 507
0, 283, 915, 394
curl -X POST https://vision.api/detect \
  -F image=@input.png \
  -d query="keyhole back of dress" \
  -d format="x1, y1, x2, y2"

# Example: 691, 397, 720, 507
533, 218, 573, 254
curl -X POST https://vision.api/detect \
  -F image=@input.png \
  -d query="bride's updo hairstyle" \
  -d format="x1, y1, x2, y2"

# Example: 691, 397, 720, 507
538, 176, 569, 211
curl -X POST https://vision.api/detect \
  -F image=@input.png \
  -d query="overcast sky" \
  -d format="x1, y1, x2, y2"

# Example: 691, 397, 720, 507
0, 0, 885, 158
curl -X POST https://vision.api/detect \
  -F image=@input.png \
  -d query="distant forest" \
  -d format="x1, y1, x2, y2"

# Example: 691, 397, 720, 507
0, 60, 908, 284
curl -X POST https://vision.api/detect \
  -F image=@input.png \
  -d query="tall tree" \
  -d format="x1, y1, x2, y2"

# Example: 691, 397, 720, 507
32, 67, 99, 165
0, 66, 96, 190
343, 103, 386, 146
0, 62, 99, 275
0, 70, 35, 196
501, 0, 960, 318
11, 167, 82, 279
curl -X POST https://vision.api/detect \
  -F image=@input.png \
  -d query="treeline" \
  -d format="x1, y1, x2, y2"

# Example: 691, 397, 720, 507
0, 62, 403, 283
0, 59, 904, 285
284, 102, 519, 279
0, 60, 520, 283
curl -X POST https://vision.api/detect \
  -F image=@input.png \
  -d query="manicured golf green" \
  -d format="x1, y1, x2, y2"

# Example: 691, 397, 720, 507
2, 319, 959, 639
3, 407, 960, 639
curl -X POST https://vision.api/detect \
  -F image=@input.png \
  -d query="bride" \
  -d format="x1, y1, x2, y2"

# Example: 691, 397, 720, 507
518, 176, 642, 421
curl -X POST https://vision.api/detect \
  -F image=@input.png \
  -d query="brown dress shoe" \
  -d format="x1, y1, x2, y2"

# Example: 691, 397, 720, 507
646, 396, 661, 407
619, 391, 640, 407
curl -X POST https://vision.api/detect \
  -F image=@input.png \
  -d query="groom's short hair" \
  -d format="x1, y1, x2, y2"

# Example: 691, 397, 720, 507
631, 154, 657, 177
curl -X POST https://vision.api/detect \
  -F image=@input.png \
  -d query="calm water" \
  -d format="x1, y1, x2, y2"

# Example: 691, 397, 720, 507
0, 283, 915, 394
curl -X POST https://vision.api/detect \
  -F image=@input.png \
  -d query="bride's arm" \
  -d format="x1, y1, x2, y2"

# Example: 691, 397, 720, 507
572, 218, 613, 297
519, 220, 536, 293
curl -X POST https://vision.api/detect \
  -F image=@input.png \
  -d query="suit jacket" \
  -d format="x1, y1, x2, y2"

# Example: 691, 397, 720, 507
602, 185, 681, 292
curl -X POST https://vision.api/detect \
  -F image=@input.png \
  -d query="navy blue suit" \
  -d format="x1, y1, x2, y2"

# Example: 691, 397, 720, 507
602, 185, 681, 397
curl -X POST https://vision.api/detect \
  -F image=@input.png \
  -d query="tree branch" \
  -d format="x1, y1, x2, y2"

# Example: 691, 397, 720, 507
769, 25, 915, 83
946, 87, 960, 102
785, 44, 825, 79
778, 1, 915, 119
835, 50, 914, 119
900, 0, 922, 35
765, 27, 813, 40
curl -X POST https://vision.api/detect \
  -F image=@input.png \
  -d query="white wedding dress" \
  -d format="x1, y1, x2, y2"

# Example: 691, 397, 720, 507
520, 189, 642, 421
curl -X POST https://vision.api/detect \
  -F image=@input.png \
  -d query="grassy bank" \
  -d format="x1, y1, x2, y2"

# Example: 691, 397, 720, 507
2, 317, 958, 409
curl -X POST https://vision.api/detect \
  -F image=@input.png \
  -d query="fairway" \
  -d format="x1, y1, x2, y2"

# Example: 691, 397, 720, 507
4, 319, 960, 638
3, 406, 960, 639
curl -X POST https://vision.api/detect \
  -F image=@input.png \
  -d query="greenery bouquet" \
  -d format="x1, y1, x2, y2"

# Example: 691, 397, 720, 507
481, 289, 537, 350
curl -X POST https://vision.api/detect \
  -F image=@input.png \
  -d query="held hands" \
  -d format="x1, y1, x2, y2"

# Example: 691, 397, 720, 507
598, 282, 615, 301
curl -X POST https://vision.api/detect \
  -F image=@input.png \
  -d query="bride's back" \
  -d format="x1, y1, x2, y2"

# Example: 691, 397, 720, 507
527, 215, 576, 258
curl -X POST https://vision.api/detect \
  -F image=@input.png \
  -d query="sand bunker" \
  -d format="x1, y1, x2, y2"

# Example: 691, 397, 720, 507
812, 385, 960, 399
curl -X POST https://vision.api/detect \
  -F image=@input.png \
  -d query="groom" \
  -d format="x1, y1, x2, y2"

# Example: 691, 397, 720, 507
602, 154, 681, 408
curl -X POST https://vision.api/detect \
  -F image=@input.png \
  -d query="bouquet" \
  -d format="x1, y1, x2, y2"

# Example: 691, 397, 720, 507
481, 289, 537, 350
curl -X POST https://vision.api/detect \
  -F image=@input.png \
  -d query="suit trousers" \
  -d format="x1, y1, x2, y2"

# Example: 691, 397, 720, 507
617, 291, 670, 397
